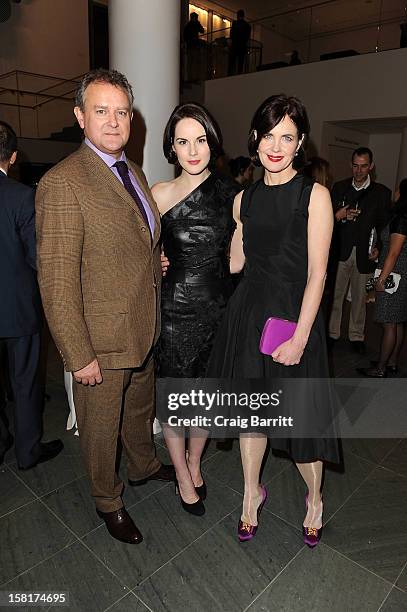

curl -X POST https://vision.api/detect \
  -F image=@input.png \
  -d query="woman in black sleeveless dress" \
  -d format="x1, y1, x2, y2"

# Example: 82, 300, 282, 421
152, 103, 240, 515
208, 95, 340, 546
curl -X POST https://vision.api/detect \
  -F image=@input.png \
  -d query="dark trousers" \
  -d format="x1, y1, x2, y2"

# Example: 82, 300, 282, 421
0, 334, 42, 467
228, 45, 247, 75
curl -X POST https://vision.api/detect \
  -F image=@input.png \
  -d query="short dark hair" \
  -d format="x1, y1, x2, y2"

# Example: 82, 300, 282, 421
229, 156, 251, 178
0, 121, 17, 162
163, 102, 223, 166
352, 147, 373, 164
237, 9, 245, 18
75, 68, 134, 112
248, 94, 310, 167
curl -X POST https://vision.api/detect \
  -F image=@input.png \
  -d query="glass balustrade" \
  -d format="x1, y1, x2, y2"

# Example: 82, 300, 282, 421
183, 0, 407, 82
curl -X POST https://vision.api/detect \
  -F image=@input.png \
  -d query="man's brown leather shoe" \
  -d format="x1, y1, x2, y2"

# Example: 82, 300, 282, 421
128, 463, 175, 486
96, 507, 143, 544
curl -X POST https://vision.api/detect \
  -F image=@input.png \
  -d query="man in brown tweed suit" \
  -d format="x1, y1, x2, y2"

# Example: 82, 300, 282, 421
36, 69, 174, 545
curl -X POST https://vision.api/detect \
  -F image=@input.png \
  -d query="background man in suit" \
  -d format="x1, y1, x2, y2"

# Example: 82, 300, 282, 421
36, 69, 174, 545
228, 9, 251, 75
328, 147, 391, 353
0, 121, 63, 468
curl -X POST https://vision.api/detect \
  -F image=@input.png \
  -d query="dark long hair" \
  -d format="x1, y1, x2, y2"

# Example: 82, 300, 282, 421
163, 102, 223, 166
248, 94, 310, 168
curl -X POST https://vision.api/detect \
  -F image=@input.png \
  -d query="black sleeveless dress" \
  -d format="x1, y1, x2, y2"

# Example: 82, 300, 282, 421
156, 172, 241, 377
208, 174, 340, 463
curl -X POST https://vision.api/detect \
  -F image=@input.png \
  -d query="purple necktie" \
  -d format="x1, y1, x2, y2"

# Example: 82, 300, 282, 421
113, 160, 150, 229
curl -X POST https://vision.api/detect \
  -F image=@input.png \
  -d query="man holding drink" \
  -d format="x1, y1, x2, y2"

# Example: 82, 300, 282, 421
328, 147, 391, 353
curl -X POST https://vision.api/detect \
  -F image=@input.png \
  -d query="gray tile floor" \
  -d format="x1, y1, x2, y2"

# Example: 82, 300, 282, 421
0, 303, 406, 611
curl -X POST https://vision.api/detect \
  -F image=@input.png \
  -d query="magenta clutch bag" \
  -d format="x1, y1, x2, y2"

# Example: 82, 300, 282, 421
259, 317, 297, 355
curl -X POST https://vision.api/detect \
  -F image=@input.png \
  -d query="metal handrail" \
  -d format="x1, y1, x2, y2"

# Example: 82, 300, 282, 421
195, 0, 337, 41
0, 69, 83, 111
249, 0, 337, 26
196, 0, 404, 44
0, 69, 83, 138
0, 70, 85, 99
0, 88, 75, 102
35, 73, 85, 96
0, 69, 84, 84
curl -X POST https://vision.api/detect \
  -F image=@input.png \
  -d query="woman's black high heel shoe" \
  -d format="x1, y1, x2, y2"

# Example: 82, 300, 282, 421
175, 479, 205, 516
357, 366, 387, 378
195, 480, 207, 500
370, 360, 398, 375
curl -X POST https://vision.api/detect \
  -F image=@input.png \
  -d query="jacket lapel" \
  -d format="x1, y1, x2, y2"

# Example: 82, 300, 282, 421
78, 144, 160, 249
79, 144, 145, 220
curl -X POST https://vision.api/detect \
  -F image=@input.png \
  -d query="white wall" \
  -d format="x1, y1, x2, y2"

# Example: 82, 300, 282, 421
0, 1, 89, 140
205, 48, 407, 164
259, 26, 308, 66
369, 133, 402, 194
0, 0, 89, 78
321, 123, 369, 184
308, 22, 400, 62
252, 18, 399, 66
396, 128, 407, 186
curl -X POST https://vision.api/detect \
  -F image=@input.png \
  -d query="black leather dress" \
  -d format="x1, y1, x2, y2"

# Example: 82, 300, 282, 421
156, 172, 241, 377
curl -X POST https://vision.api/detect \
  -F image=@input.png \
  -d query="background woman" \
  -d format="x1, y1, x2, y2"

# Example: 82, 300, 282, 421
229, 155, 254, 188
208, 95, 339, 545
303, 156, 330, 188
358, 178, 407, 377
152, 103, 240, 515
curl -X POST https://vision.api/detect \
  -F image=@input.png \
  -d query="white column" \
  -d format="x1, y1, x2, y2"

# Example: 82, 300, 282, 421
396, 127, 407, 188
109, 0, 180, 185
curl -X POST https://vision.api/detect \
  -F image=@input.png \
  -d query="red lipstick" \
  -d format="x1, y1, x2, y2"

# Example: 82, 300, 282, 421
267, 155, 283, 162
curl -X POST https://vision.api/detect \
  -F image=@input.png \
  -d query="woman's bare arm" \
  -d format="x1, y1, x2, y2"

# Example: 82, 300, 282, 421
272, 183, 333, 365
294, 183, 333, 347
229, 191, 245, 274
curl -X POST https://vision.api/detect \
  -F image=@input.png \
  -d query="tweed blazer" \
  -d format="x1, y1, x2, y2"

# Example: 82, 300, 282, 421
35, 143, 161, 372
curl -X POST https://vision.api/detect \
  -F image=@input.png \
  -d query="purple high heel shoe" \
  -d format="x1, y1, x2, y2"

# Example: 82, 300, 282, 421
238, 485, 268, 542
303, 493, 323, 548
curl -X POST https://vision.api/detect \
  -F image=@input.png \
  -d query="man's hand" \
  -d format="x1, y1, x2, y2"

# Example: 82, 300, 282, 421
335, 205, 348, 221
161, 250, 170, 276
346, 208, 361, 221
369, 247, 379, 261
73, 358, 102, 386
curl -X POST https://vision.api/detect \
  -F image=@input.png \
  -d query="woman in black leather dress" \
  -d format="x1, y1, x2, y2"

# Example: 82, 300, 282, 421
152, 103, 240, 514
